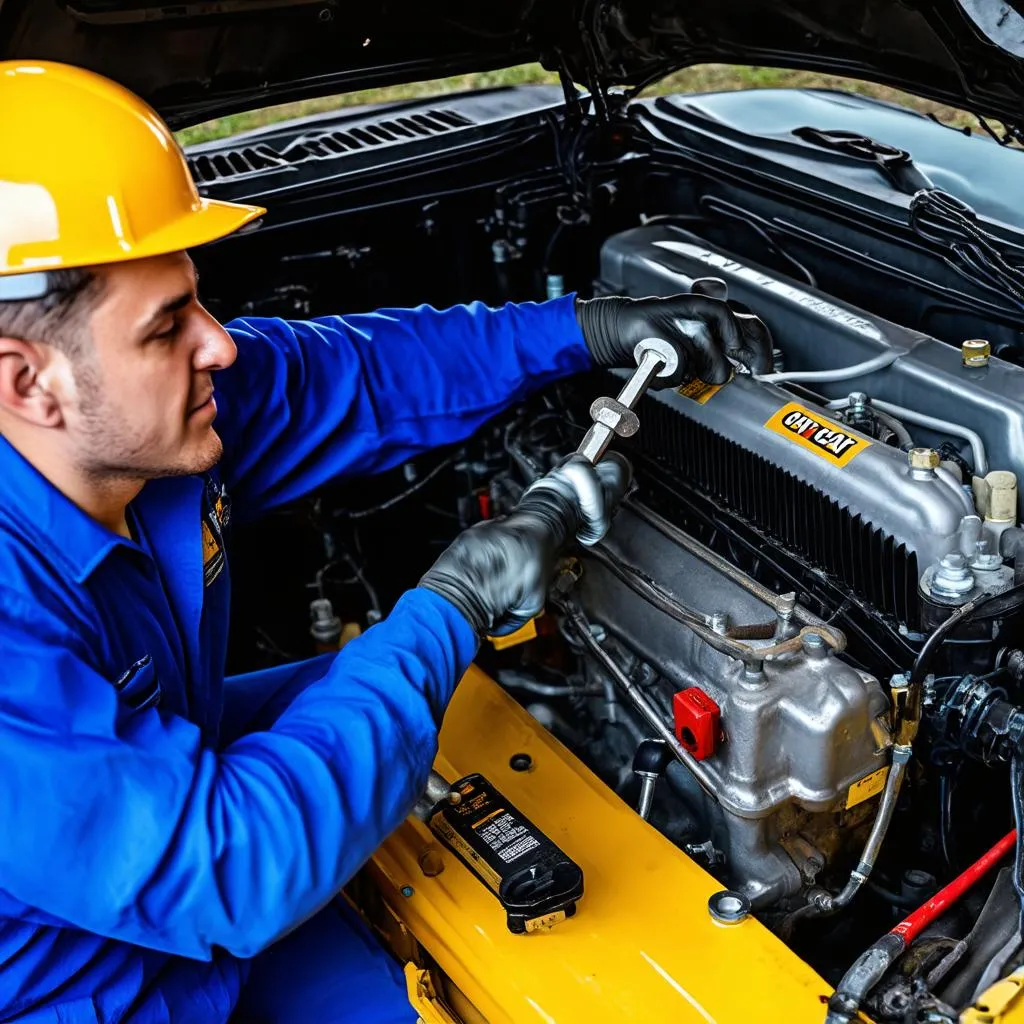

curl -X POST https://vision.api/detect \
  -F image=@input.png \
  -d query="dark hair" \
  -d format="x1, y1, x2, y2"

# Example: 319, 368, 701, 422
0, 268, 101, 357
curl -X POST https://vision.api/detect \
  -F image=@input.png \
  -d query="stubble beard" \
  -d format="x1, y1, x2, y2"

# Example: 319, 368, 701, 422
72, 356, 224, 483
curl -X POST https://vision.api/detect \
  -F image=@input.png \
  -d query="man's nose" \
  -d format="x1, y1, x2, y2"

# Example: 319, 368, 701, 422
194, 317, 237, 372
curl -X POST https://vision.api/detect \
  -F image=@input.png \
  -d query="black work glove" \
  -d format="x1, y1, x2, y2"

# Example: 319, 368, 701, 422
576, 292, 774, 386
418, 452, 632, 637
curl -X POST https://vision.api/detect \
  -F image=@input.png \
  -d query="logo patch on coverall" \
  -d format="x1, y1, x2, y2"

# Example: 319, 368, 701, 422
764, 402, 871, 468
201, 477, 231, 588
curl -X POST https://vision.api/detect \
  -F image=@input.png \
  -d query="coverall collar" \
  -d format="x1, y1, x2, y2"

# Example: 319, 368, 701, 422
0, 433, 136, 584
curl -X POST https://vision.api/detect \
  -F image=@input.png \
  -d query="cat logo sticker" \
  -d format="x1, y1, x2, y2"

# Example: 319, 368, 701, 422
765, 402, 871, 467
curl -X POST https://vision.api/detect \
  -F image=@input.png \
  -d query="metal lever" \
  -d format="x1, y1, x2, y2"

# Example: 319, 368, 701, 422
576, 338, 679, 464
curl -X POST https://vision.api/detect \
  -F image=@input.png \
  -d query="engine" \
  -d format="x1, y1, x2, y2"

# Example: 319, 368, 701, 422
480, 222, 1024, 942
575, 500, 893, 907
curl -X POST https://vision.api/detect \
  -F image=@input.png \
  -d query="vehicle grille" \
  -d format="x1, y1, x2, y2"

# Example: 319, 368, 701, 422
188, 108, 475, 186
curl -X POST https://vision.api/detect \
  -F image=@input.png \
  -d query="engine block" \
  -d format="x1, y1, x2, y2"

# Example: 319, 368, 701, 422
576, 503, 892, 905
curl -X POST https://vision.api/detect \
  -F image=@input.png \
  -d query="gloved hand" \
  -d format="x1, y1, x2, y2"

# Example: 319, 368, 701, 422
419, 452, 632, 637
576, 291, 774, 386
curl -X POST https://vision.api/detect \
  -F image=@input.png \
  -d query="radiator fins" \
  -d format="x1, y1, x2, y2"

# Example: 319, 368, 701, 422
636, 396, 919, 624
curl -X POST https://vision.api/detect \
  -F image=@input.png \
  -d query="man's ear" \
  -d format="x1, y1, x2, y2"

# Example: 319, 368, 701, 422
0, 336, 69, 428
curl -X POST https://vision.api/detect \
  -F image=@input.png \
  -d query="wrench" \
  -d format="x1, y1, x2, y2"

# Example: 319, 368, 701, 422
576, 337, 680, 464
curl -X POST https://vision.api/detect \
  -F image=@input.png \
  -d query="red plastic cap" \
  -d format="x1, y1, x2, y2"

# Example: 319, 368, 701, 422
673, 687, 721, 760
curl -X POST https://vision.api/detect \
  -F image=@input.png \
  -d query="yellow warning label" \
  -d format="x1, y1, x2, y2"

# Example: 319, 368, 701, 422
846, 766, 889, 809
765, 402, 871, 468
430, 814, 503, 893
677, 377, 726, 405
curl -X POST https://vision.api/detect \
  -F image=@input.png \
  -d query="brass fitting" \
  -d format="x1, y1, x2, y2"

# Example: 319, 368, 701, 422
962, 339, 992, 368
907, 447, 940, 471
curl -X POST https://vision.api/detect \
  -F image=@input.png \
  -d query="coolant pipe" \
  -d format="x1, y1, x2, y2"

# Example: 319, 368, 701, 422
812, 745, 913, 914
824, 828, 1016, 1024
755, 350, 901, 384
826, 396, 988, 476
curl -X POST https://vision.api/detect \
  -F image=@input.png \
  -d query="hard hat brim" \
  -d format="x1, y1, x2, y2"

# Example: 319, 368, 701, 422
0, 196, 266, 277
114, 196, 268, 267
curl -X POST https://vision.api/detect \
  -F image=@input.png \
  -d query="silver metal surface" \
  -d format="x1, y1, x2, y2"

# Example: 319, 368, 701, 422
576, 345, 667, 464
708, 890, 751, 924
617, 370, 972, 584
563, 603, 721, 800
600, 226, 1024, 505
577, 503, 892, 905
636, 775, 657, 820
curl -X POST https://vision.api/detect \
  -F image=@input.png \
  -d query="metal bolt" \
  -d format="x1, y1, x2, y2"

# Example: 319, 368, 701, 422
802, 632, 827, 660
847, 391, 868, 411
929, 552, 976, 601
418, 847, 445, 878
908, 447, 940, 471
962, 339, 991, 368
708, 890, 750, 925
509, 753, 533, 772
710, 611, 729, 634
972, 539, 1003, 571
401, 885, 414, 898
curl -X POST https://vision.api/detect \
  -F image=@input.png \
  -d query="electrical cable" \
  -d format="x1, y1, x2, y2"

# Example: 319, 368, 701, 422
825, 829, 1016, 1023
911, 582, 1024, 689
341, 455, 458, 520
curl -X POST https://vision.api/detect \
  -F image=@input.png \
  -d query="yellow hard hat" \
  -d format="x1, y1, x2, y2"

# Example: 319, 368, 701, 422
0, 60, 266, 287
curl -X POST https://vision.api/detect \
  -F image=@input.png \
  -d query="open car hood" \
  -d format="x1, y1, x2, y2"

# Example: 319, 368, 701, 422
2, 0, 1024, 129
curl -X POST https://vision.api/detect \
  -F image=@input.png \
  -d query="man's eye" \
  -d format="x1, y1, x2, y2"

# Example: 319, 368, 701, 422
153, 324, 178, 342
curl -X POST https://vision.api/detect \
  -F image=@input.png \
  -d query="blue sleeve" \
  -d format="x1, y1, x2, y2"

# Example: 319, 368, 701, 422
215, 294, 591, 522
0, 585, 476, 960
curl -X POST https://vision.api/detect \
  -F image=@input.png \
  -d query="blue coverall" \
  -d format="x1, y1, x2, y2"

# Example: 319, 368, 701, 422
0, 295, 592, 1023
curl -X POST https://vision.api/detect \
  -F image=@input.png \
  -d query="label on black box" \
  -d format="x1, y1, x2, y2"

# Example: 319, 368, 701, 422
429, 773, 584, 933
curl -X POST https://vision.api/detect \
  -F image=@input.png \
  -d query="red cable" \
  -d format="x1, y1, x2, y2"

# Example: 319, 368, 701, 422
891, 829, 1016, 945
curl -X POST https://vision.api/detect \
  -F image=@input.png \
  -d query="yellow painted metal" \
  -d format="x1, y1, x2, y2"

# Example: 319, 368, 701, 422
961, 967, 1024, 1023
404, 965, 462, 1024
366, 665, 837, 1023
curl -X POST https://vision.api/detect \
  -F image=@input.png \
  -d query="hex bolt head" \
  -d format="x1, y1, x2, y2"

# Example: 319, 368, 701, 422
962, 339, 991, 368
908, 447, 940, 471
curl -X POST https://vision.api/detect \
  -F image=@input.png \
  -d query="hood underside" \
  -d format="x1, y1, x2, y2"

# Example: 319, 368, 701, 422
1, 0, 1024, 129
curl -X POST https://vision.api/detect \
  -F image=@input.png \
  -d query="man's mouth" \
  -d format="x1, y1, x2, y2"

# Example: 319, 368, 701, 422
189, 390, 215, 416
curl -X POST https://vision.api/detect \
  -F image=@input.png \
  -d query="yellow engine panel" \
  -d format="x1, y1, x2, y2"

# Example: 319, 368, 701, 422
362, 665, 841, 1023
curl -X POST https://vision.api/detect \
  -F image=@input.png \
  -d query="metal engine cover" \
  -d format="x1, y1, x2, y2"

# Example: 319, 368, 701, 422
578, 504, 892, 905
607, 369, 972, 624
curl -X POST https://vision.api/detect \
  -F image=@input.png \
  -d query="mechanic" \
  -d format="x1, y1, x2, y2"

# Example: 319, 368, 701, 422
0, 61, 773, 1024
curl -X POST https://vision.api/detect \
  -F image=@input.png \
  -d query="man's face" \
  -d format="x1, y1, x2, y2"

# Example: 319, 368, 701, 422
66, 252, 237, 480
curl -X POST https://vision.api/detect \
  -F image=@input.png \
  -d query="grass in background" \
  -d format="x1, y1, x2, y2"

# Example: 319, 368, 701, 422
176, 62, 981, 148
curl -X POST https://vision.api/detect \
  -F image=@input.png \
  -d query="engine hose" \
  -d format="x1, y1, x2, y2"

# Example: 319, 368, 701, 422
755, 350, 901, 385
824, 829, 1016, 1024
1011, 756, 1024, 933
826, 396, 988, 476
780, 745, 913, 943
